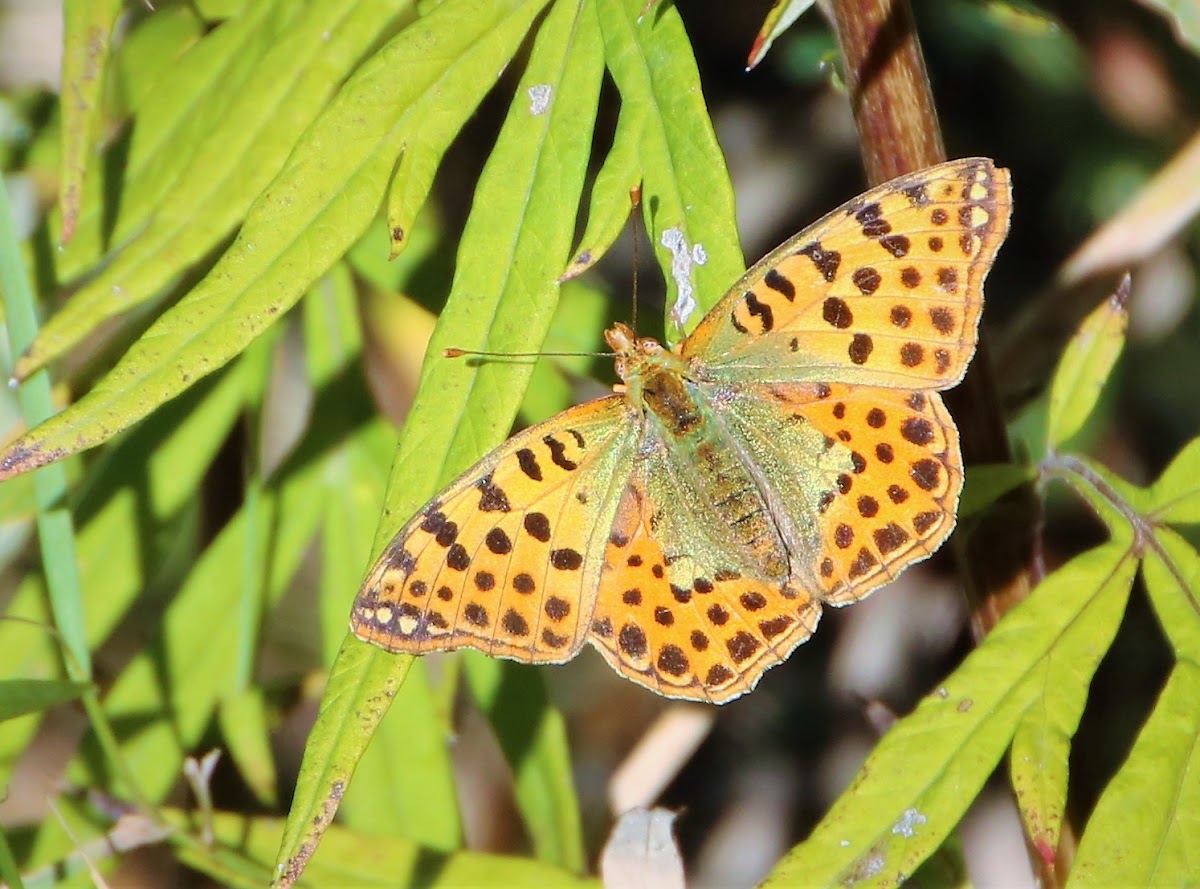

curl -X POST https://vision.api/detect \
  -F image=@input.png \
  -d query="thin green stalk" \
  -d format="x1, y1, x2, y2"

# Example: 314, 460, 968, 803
0, 177, 153, 812
0, 824, 27, 889
0, 178, 89, 680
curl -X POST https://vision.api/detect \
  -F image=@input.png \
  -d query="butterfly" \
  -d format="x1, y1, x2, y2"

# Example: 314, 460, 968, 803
351, 157, 1012, 703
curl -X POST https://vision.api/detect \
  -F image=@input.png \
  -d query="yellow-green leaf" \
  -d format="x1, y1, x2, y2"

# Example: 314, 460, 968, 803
58, 0, 120, 243
1070, 660, 1200, 886
1046, 275, 1128, 450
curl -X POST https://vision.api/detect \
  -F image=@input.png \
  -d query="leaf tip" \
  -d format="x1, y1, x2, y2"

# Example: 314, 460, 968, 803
559, 249, 595, 282
1034, 835, 1057, 869
0, 440, 57, 480
1112, 272, 1132, 311
389, 225, 406, 260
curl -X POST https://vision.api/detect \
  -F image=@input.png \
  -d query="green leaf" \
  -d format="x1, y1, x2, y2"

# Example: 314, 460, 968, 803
356, 8, 605, 865
0, 365, 246, 769
1046, 275, 1128, 450
279, 0, 597, 876
171, 809, 599, 888
0, 0, 548, 481
0, 134, 89, 681
763, 542, 1134, 886
371, 0, 599, 553
272, 639, 416, 887
1009, 546, 1136, 861
25, 0, 413, 380
294, 0, 603, 870
303, 267, 464, 851
1146, 436, 1200, 525
58, 0, 121, 243
561, 106, 642, 280
1069, 661, 1200, 886
596, 0, 744, 340
112, 6, 205, 115
0, 679, 91, 722
1142, 527, 1200, 658
339, 659, 463, 851
464, 655, 585, 872
71, 398, 345, 800
746, 0, 818, 71
55, 0, 291, 283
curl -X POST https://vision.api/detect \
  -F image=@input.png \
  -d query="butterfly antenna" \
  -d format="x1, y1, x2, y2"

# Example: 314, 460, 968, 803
630, 184, 643, 333
444, 347, 613, 360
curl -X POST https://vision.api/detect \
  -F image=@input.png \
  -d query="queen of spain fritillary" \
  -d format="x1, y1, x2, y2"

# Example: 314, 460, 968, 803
351, 157, 1013, 703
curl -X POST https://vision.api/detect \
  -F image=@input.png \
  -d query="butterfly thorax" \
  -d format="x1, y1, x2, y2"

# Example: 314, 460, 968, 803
605, 323, 792, 581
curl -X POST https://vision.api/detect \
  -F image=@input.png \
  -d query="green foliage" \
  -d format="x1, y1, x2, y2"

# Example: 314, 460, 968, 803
764, 280, 1200, 885
0, 1, 1198, 886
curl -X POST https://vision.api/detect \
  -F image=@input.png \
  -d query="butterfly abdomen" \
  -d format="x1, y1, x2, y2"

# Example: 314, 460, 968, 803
638, 366, 790, 580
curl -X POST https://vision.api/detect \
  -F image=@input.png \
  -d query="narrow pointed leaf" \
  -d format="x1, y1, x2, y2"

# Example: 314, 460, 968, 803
357, 0, 600, 866
304, 268, 463, 850
1046, 275, 1129, 450
55, 0, 289, 282
763, 542, 1134, 886
561, 106, 642, 280
0, 157, 88, 679
1147, 436, 1200, 524
1010, 547, 1136, 862
746, 0, 817, 71
23, 0, 414, 380
0, 0, 549, 481
1142, 527, 1200, 657
0, 679, 92, 722
273, 639, 415, 888
597, 0, 744, 337
58, 0, 120, 243
1069, 661, 1200, 887
371, 0, 600, 553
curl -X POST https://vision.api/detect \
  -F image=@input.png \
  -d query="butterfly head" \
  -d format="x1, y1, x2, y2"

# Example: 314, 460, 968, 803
605, 322, 674, 385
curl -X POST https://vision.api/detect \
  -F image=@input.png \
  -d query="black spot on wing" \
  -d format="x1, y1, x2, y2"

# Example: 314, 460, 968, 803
797, 241, 841, 282
543, 435, 578, 471
763, 268, 796, 300
744, 291, 774, 332
477, 475, 511, 512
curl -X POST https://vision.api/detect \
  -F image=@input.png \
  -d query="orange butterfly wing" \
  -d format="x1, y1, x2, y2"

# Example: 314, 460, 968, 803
588, 478, 823, 703
683, 157, 1011, 390
352, 398, 635, 663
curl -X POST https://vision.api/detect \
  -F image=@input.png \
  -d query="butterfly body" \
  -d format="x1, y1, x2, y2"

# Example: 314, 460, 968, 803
352, 158, 1012, 702
607, 322, 811, 587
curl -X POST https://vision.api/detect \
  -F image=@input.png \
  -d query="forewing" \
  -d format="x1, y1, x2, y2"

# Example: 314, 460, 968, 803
352, 397, 635, 663
682, 158, 1011, 389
